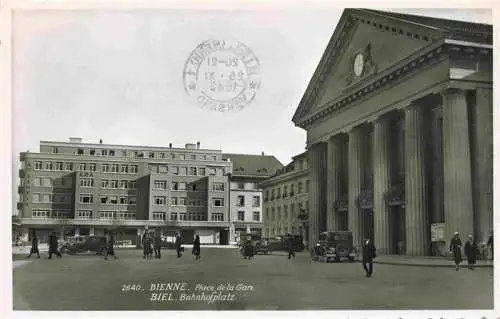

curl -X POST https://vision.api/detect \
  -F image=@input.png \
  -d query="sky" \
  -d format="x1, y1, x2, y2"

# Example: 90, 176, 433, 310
10, 5, 493, 214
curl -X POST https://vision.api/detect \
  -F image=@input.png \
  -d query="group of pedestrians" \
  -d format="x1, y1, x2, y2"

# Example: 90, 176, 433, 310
141, 232, 201, 260
449, 231, 493, 271
26, 232, 62, 260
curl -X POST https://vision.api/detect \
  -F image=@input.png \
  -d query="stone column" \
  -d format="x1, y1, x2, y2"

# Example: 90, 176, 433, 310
348, 128, 363, 249
309, 142, 327, 248
472, 87, 493, 244
404, 102, 429, 256
326, 135, 343, 231
372, 116, 391, 255
441, 88, 474, 246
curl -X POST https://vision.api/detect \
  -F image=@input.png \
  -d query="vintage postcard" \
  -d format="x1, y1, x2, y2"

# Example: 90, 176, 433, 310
2, 0, 497, 317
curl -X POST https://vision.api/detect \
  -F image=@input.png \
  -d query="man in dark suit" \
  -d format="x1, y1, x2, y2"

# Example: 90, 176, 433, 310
362, 238, 376, 277
175, 233, 182, 258
154, 232, 162, 259
487, 231, 493, 260
27, 234, 40, 259
286, 233, 295, 260
48, 232, 62, 259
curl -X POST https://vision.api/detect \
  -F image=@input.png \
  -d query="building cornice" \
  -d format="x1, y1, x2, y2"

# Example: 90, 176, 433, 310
296, 40, 492, 129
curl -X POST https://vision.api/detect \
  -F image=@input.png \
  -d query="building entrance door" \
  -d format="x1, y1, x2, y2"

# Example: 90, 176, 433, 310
389, 205, 406, 254
219, 229, 229, 245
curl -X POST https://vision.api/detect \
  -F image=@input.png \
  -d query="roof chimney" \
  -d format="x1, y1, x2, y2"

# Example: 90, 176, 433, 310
261, 151, 265, 156
196, 141, 200, 149
99, 139, 103, 144
169, 143, 172, 148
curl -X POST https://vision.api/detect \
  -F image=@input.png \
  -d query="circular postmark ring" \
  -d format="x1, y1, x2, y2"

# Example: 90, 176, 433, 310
183, 39, 261, 112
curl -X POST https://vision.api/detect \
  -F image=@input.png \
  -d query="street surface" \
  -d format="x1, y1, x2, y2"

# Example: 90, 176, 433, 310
13, 248, 493, 310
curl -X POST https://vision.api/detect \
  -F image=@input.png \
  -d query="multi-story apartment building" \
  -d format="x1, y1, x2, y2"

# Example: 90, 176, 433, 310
17, 138, 233, 245
222, 153, 283, 245
260, 152, 309, 242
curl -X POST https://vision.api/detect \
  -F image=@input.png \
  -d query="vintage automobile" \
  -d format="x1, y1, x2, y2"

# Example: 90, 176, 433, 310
262, 235, 305, 254
254, 239, 271, 255
311, 231, 357, 262
60, 235, 107, 255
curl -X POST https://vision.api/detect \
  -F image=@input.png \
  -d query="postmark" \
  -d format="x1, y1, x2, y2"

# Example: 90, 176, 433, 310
183, 39, 261, 112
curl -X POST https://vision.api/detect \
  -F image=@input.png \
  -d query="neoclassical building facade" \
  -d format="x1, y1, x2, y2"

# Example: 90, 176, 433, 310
292, 9, 493, 256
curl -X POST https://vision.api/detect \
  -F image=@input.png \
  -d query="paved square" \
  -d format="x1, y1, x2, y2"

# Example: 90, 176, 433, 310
13, 248, 493, 310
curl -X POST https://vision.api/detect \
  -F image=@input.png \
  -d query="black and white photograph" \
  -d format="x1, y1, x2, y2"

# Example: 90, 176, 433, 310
2, 0, 497, 316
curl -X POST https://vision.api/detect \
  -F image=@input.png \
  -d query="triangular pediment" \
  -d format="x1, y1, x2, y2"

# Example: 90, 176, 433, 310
292, 8, 449, 125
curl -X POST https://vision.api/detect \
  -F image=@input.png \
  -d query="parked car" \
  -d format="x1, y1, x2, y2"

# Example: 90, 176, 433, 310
254, 239, 270, 255
311, 231, 357, 262
60, 236, 107, 255
262, 235, 305, 254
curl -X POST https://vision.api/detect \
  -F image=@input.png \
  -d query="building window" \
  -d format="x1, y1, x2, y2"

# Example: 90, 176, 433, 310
154, 196, 166, 205
190, 154, 196, 160
120, 197, 127, 204
110, 180, 118, 188
129, 181, 137, 189
170, 197, 178, 206
55, 162, 63, 171
179, 182, 187, 190
90, 149, 95, 156
102, 150, 108, 156
283, 186, 288, 198
159, 153, 165, 159
298, 182, 303, 194
64, 162, 73, 171
170, 213, 178, 221
32, 210, 50, 219
102, 164, 110, 172
101, 180, 109, 188
152, 212, 165, 220
213, 198, 224, 207
159, 165, 168, 173
88, 163, 96, 172
130, 165, 138, 174
238, 211, 245, 221
171, 182, 179, 190
149, 152, 155, 159
129, 197, 136, 205
237, 183, 245, 189
208, 168, 216, 175
198, 168, 206, 176
119, 180, 128, 189
33, 178, 41, 187
121, 151, 127, 157
180, 167, 187, 175
237, 195, 245, 207
80, 178, 94, 188
179, 154, 185, 160
77, 210, 92, 219
179, 197, 187, 206
50, 147, 58, 154
171, 166, 179, 175
45, 162, 53, 170
100, 211, 114, 219
110, 196, 118, 204
305, 180, 310, 193
34, 161, 42, 170
154, 180, 167, 190
212, 182, 224, 191
284, 205, 288, 219
211, 213, 224, 221
290, 184, 295, 196
77, 149, 84, 155
189, 167, 197, 175
121, 165, 128, 173
201, 155, 207, 160
277, 188, 281, 198
101, 196, 108, 204
253, 212, 260, 221
212, 156, 217, 161
79, 194, 94, 204
252, 196, 260, 207
111, 164, 119, 173
43, 177, 53, 187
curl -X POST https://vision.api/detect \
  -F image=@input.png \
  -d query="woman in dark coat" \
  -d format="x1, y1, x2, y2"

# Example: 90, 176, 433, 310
464, 234, 478, 270
449, 232, 462, 271
192, 235, 201, 260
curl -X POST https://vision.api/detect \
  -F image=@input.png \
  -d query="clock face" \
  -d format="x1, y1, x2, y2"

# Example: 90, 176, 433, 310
353, 53, 364, 77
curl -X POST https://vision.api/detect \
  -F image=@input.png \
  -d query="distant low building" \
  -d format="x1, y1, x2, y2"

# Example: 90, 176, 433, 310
222, 153, 283, 245
260, 152, 309, 241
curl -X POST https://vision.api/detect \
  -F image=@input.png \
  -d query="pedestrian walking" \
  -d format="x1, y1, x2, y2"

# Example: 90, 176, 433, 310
104, 232, 118, 260
27, 234, 40, 259
145, 233, 153, 260
361, 238, 376, 277
142, 231, 148, 259
175, 233, 183, 258
464, 234, 478, 270
154, 232, 162, 259
286, 233, 295, 260
192, 235, 201, 260
449, 232, 463, 271
48, 232, 62, 259
487, 231, 493, 260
